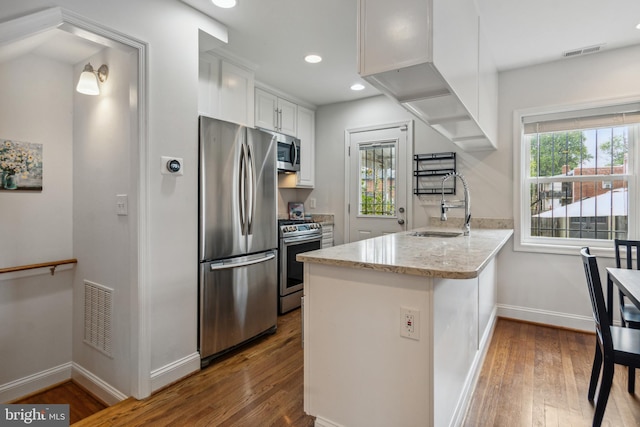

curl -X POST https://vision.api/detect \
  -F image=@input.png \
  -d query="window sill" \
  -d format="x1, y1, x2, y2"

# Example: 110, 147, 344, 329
514, 239, 616, 258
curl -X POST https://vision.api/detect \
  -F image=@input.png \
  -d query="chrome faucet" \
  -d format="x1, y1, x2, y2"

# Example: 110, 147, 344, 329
440, 172, 471, 236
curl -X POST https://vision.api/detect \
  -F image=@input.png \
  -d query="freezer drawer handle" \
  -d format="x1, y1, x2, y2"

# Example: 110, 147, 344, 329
208, 252, 276, 271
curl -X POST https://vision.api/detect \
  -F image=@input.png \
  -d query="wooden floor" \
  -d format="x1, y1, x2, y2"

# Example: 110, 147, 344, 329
15, 313, 640, 426
464, 318, 640, 427
14, 381, 106, 424
73, 308, 314, 426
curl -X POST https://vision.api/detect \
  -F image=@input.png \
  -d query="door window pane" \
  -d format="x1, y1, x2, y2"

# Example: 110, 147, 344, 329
359, 142, 396, 216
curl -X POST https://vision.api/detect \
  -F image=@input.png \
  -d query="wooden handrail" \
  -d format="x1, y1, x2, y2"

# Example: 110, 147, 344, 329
0, 258, 78, 276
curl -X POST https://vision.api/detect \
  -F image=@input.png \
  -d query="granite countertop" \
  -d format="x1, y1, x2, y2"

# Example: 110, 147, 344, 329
297, 227, 513, 279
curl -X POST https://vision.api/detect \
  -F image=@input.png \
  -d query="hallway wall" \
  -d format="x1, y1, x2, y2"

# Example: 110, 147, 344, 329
72, 47, 133, 402
0, 54, 74, 398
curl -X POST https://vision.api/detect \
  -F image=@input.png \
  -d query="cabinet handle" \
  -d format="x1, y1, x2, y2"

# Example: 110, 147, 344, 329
278, 108, 283, 131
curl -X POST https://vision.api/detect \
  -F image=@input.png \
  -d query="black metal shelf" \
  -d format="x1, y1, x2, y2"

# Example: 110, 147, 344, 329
413, 152, 456, 195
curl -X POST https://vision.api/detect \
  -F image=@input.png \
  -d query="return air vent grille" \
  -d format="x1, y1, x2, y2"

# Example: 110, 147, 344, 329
563, 44, 603, 58
84, 280, 113, 357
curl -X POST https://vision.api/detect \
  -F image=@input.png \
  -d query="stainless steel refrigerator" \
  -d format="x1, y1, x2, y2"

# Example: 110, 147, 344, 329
198, 115, 278, 365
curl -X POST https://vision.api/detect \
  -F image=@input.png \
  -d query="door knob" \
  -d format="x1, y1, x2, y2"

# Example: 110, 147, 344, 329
398, 219, 405, 225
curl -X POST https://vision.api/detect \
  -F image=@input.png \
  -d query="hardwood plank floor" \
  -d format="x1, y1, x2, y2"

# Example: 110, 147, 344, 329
73, 308, 314, 427
13, 381, 106, 424
16, 314, 640, 426
464, 318, 640, 427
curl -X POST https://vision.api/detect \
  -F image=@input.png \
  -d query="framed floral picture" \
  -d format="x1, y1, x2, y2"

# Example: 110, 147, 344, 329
288, 202, 304, 220
0, 139, 43, 191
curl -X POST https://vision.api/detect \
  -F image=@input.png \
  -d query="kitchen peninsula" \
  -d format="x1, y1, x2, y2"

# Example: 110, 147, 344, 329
298, 227, 513, 427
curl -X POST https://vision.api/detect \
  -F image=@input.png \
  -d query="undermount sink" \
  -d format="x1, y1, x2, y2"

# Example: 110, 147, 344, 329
409, 230, 463, 238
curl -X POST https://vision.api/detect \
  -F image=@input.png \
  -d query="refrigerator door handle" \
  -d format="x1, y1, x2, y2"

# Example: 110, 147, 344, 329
208, 251, 276, 271
239, 143, 247, 235
246, 143, 256, 235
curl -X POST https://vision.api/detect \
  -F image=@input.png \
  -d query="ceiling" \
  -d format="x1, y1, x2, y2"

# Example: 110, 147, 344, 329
1, 1, 639, 108
184, 0, 640, 107
0, 28, 105, 66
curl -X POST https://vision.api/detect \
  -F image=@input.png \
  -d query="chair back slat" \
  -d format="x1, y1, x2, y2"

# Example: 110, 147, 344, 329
581, 247, 614, 353
614, 239, 640, 270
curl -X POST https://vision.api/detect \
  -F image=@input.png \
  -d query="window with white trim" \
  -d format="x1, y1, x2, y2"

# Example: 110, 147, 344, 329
516, 100, 640, 253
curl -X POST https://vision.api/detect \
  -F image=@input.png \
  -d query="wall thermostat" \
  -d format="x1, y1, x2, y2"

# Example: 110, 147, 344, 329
161, 156, 184, 176
167, 159, 181, 173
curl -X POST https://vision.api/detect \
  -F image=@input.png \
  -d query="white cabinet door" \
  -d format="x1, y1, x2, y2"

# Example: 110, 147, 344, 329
199, 54, 254, 126
219, 61, 254, 127
358, 0, 431, 76
278, 98, 297, 137
477, 22, 498, 144
432, 0, 479, 119
198, 54, 221, 118
296, 106, 315, 187
255, 88, 278, 131
255, 88, 297, 136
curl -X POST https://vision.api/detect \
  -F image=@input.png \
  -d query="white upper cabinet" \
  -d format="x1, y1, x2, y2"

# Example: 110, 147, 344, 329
295, 105, 315, 188
255, 88, 297, 137
358, 0, 497, 151
199, 53, 255, 127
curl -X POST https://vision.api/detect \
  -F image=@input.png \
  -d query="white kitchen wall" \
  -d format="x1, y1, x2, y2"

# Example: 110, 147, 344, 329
314, 95, 511, 246
497, 44, 640, 330
0, 54, 74, 399
314, 44, 640, 331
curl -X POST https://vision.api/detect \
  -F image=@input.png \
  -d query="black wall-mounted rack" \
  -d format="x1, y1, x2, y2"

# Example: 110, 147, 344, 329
413, 152, 456, 195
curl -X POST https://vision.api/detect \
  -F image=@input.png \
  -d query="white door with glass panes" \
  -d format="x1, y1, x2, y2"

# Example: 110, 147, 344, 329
347, 124, 410, 242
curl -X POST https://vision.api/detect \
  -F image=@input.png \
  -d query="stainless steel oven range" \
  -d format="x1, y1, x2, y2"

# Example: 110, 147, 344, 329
278, 219, 322, 314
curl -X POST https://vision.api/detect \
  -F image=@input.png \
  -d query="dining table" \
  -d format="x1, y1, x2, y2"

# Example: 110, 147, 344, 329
606, 267, 640, 324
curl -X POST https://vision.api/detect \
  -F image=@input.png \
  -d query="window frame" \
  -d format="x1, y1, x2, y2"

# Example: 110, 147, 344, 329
513, 97, 640, 256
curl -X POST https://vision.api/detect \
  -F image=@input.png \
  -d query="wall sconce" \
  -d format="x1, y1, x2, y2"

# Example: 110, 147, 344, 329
76, 63, 109, 95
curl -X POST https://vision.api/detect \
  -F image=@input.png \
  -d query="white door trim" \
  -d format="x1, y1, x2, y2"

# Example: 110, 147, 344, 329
344, 121, 414, 243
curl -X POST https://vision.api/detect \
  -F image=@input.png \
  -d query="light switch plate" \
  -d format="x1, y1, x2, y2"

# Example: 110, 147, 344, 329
116, 194, 128, 216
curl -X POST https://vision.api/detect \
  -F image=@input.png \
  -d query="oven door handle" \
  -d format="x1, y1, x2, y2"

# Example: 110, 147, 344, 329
282, 234, 322, 245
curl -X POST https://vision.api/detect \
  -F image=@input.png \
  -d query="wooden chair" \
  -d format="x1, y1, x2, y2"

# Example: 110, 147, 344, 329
614, 239, 640, 328
581, 247, 640, 427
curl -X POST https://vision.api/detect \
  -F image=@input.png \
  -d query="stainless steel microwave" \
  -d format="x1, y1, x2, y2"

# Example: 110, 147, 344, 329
273, 132, 300, 172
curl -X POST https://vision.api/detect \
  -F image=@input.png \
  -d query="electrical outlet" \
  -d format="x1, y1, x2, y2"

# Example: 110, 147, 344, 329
309, 198, 317, 209
400, 307, 420, 340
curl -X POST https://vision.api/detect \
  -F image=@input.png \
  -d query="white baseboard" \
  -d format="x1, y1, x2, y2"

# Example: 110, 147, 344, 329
0, 363, 72, 403
497, 304, 594, 332
314, 416, 345, 427
71, 363, 127, 406
150, 352, 200, 393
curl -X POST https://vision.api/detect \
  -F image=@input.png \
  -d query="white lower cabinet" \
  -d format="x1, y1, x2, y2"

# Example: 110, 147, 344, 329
321, 224, 333, 248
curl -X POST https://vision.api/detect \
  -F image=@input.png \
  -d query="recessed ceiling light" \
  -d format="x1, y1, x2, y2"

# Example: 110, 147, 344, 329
304, 54, 322, 64
636, 22, 640, 30
350, 83, 365, 91
212, 0, 237, 8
